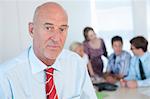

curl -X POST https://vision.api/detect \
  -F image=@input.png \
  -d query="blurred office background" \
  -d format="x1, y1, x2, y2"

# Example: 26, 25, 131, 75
0, 0, 150, 63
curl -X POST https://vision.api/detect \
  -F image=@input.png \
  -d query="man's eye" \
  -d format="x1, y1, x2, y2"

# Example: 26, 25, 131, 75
45, 26, 53, 31
59, 28, 66, 32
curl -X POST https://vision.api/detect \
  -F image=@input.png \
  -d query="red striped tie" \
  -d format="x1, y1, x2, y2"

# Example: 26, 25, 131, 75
45, 68, 58, 99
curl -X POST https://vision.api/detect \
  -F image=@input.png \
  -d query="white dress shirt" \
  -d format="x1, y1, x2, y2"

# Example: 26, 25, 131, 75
82, 53, 89, 66
0, 46, 97, 99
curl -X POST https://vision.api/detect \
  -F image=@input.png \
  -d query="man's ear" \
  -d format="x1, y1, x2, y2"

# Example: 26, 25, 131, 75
28, 22, 34, 38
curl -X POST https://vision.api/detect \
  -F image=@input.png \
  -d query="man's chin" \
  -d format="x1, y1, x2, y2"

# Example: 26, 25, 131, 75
45, 55, 58, 60
115, 51, 122, 55
44, 48, 63, 59
44, 52, 60, 60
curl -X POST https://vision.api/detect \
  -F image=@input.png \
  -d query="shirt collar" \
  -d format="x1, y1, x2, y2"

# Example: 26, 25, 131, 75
139, 52, 149, 62
29, 46, 62, 74
114, 51, 124, 57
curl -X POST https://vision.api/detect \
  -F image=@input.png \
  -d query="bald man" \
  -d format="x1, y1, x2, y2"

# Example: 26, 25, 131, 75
0, 2, 97, 99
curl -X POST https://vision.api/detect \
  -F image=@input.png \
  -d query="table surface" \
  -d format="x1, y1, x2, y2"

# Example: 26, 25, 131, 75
101, 87, 150, 99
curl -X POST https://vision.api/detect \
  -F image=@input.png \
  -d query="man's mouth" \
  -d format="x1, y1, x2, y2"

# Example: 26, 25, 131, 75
47, 45, 60, 50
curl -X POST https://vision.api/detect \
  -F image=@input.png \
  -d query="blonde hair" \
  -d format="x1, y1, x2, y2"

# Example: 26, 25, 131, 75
69, 42, 82, 52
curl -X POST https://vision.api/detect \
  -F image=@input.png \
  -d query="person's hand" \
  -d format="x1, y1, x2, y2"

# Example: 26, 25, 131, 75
126, 80, 137, 88
120, 79, 127, 87
105, 75, 116, 84
91, 74, 99, 83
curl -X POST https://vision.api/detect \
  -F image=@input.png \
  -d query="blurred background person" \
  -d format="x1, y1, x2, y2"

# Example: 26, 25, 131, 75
70, 42, 103, 83
120, 36, 150, 88
70, 42, 96, 78
83, 27, 108, 77
105, 36, 131, 84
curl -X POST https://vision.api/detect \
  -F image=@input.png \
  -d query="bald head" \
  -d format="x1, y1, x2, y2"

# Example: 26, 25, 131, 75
33, 2, 68, 23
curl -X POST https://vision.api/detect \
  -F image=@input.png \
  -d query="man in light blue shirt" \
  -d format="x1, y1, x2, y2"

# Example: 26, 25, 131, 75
0, 2, 97, 99
105, 36, 131, 84
120, 36, 150, 88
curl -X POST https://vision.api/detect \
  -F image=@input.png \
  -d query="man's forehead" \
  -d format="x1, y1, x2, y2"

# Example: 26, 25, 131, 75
33, 2, 68, 23
40, 15, 68, 25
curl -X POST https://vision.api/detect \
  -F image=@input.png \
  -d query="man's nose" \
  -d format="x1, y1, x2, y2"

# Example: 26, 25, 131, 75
51, 30, 61, 42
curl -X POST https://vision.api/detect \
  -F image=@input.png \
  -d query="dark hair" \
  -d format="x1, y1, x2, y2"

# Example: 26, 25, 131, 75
111, 36, 123, 45
83, 27, 94, 41
130, 36, 148, 52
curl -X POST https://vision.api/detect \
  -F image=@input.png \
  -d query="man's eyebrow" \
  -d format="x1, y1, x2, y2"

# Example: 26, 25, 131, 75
61, 25, 69, 27
44, 23, 53, 25
44, 23, 68, 27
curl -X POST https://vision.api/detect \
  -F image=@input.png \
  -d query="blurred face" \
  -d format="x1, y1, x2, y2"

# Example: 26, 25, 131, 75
112, 41, 123, 55
130, 45, 139, 56
29, 4, 68, 63
74, 45, 84, 57
87, 30, 96, 41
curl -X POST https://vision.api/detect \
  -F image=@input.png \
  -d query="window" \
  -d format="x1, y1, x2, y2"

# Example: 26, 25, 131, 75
90, 0, 133, 54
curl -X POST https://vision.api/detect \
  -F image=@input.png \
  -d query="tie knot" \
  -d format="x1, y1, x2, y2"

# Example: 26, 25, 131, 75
139, 59, 142, 63
114, 54, 116, 60
45, 68, 54, 74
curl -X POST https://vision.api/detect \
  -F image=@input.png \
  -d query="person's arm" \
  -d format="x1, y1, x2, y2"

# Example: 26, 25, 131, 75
104, 55, 118, 84
120, 78, 150, 88
120, 57, 137, 87
101, 39, 108, 58
123, 57, 150, 88
0, 72, 12, 99
106, 55, 112, 73
137, 78, 150, 87
119, 53, 131, 77
80, 65, 97, 99
87, 61, 95, 76
124, 57, 137, 81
